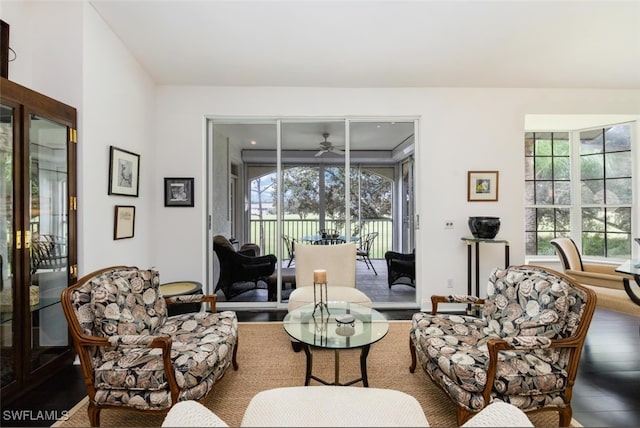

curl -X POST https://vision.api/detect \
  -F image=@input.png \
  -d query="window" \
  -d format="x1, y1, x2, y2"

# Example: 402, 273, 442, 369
525, 132, 571, 256
580, 125, 633, 257
525, 123, 633, 258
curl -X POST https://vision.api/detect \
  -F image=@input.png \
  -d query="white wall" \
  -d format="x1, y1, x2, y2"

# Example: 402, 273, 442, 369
80, 3, 157, 274
154, 86, 640, 307
1, 1, 82, 106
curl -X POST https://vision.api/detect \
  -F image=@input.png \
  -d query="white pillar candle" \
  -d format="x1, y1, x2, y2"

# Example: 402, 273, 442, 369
313, 269, 327, 283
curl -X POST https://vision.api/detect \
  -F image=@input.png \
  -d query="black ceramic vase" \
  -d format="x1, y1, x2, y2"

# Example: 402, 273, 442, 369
468, 217, 501, 239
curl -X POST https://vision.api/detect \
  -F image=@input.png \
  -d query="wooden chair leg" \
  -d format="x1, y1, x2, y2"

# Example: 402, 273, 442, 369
88, 403, 100, 427
409, 337, 417, 372
232, 336, 239, 370
559, 406, 573, 427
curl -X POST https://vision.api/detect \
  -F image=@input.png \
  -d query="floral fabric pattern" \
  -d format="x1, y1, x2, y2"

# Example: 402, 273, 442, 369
69, 267, 238, 411
410, 265, 590, 414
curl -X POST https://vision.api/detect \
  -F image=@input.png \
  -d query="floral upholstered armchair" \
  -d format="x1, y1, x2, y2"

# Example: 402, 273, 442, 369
409, 265, 596, 427
61, 266, 238, 427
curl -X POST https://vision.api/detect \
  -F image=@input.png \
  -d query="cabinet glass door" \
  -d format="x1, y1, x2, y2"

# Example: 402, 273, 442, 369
28, 113, 69, 370
0, 103, 15, 388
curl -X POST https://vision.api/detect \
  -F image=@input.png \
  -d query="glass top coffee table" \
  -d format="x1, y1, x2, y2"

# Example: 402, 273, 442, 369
283, 302, 389, 387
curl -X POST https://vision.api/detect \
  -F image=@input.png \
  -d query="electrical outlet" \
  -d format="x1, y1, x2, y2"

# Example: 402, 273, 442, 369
447, 278, 454, 288
445, 220, 454, 229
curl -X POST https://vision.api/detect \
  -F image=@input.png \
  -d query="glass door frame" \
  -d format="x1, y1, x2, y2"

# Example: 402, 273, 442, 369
208, 116, 418, 310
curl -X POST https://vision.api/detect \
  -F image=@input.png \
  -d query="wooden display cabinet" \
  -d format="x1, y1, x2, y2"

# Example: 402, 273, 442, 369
0, 77, 78, 404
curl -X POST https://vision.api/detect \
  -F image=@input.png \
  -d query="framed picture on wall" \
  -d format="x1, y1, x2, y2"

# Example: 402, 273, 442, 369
467, 171, 499, 202
114, 205, 135, 239
108, 146, 140, 197
164, 177, 194, 207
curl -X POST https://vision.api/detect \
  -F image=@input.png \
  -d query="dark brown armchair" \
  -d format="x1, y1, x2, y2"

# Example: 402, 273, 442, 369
384, 250, 415, 288
213, 235, 277, 300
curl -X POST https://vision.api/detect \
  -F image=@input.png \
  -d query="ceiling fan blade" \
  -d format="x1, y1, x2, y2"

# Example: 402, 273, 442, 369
333, 149, 346, 155
315, 150, 325, 157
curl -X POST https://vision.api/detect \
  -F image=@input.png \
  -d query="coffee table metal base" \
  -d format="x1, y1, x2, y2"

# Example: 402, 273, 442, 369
622, 276, 640, 306
302, 344, 371, 387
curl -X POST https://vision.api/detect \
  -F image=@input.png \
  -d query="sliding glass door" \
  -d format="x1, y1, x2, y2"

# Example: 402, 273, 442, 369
209, 118, 417, 308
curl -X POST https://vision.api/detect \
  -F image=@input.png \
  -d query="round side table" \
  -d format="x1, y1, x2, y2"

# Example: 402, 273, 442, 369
159, 281, 203, 316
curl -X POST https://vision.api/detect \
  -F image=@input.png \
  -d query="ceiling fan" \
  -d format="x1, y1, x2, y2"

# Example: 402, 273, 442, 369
315, 132, 345, 157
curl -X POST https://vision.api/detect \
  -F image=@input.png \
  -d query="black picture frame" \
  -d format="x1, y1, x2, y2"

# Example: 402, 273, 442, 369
164, 177, 194, 207
108, 146, 140, 197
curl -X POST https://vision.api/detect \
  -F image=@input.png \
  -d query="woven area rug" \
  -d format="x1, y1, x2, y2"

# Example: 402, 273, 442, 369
55, 321, 581, 427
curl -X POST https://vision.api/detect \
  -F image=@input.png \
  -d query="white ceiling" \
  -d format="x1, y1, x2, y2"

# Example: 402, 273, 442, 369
90, 0, 640, 89
87, 0, 640, 154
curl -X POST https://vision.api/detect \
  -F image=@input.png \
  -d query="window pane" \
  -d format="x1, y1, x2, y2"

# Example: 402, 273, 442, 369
582, 232, 605, 257
535, 156, 553, 180
582, 208, 604, 232
606, 233, 631, 258
604, 124, 631, 152
535, 133, 552, 155
524, 133, 534, 156
524, 157, 534, 180
525, 231, 537, 255
524, 182, 535, 205
554, 181, 571, 205
525, 208, 537, 231
553, 157, 570, 180
580, 129, 603, 154
606, 178, 632, 204
580, 153, 603, 180
537, 232, 556, 256
606, 207, 631, 235
581, 179, 603, 204
535, 157, 552, 180
553, 133, 570, 155
535, 181, 553, 204
605, 151, 631, 178
556, 208, 571, 231
537, 208, 555, 231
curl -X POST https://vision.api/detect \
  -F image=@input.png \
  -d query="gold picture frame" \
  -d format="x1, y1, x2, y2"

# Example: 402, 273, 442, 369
467, 171, 499, 202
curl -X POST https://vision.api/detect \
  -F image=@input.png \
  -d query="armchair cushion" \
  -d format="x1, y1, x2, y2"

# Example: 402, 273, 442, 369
90, 268, 167, 338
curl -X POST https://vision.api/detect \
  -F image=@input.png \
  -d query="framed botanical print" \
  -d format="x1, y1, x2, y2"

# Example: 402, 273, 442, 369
467, 171, 499, 202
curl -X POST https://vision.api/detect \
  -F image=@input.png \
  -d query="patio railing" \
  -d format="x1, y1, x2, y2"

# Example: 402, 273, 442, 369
250, 218, 392, 260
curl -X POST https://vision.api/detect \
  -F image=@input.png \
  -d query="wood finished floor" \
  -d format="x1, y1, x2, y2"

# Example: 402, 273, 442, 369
2, 261, 638, 427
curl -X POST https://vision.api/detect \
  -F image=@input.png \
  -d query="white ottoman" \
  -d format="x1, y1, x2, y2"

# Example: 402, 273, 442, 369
240, 386, 429, 427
